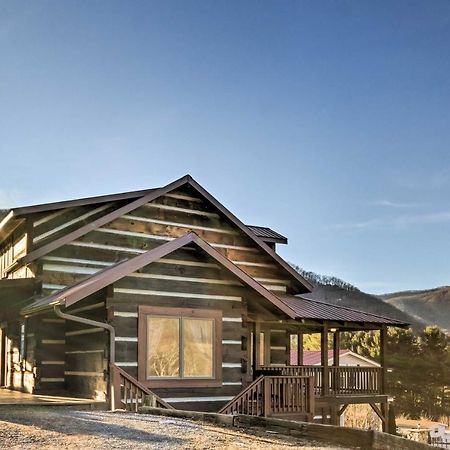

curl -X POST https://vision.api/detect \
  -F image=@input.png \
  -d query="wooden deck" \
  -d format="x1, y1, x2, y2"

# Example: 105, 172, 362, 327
260, 365, 383, 396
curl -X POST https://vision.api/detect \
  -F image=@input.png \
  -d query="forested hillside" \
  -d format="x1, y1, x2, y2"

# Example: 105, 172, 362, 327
291, 265, 450, 421
291, 264, 421, 327
381, 287, 450, 334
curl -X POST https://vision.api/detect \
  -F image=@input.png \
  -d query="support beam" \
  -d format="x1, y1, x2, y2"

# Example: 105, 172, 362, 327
321, 322, 329, 396
333, 330, 340, 366
298, 332, 304, 365
332, 330, 340, 393
370, 402, 387, 431
338, 403, 349, 416
254, 322, 261, 369
381, 401, 389, 432
380, 326, 387, 395
264, 327, 270, 366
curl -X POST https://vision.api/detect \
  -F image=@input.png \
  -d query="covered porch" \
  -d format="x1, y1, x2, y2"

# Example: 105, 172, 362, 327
220, 293, 407, 430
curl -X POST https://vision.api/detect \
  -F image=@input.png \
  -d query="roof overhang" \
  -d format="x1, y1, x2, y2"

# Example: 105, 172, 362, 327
277, 294, 409, 328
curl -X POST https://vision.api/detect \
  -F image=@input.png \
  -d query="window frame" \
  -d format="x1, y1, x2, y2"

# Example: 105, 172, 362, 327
138, 306, 222, 388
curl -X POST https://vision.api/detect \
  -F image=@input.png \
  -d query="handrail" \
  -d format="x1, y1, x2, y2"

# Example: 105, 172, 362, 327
110, 363, 173, 411
260, 365, 383, 396
218, 375, 265, 415
218, 375, 314, 419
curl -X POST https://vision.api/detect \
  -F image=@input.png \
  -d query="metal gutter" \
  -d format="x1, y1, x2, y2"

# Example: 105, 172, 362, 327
53, 305, 115, 361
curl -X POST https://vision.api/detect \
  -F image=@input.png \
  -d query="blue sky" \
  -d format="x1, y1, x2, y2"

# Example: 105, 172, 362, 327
1, 1, 449, 293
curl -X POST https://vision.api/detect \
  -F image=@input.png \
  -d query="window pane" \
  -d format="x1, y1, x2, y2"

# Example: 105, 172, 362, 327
147, 317, 179, 378
183, 318, 213, 378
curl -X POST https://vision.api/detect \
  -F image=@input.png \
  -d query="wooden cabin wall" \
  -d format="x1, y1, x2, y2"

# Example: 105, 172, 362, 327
64, 292, 108, 400
270, 328, 290, 365
30, 202, 125, 255
32, 312, 66, 393
1, 318, 36, 393
11, 186, 302, 404
34, 187, 294, 298
0, 222, 30, 279
108, 247, 249, 412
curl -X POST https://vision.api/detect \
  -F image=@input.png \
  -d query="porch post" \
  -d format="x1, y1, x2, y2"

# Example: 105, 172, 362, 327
332, 329, 340, 394
380, 325, 388, 432
297, 332, 303, 365
332, 330, 340, 366
254, 322, 261, 369
321, 322, 329, 396
380, 326, 387, 394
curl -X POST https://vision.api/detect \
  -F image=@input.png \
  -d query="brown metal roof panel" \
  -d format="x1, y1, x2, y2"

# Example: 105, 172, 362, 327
246, 225, 288, 244
11, 188, 158, 217
278, 294, 408, 326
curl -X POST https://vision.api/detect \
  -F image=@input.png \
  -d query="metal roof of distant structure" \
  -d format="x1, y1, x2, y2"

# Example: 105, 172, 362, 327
246, 225, 288, 244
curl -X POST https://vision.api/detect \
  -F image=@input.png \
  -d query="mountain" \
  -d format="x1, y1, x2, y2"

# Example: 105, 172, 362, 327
380, 286, 450, 334
303, 284, 422, 328
291, 265, 422, 329
0, 209, 8, 220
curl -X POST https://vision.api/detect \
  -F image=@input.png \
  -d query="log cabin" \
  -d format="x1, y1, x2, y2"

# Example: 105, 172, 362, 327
0, 175, 407, 429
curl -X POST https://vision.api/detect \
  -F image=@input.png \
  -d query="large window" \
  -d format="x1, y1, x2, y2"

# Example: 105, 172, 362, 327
138, 306, 222, 387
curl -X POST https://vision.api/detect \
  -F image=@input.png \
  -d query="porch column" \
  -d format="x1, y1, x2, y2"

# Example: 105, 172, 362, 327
297, 332, 303, 365
380, 325, 388, 432
332, 329, 340, 394
253, 322, 261, 369
321, 322, 329, 396
332, 330, 340, 366
380, 326, 387, 394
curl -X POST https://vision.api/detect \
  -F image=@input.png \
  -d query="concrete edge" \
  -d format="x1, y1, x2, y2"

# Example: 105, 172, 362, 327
137, 406, 435, 450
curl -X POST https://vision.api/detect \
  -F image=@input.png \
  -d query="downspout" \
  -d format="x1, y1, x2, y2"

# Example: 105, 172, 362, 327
53, 304, 116, 410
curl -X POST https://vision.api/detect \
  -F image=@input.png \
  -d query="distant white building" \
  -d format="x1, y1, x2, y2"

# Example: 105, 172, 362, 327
299, 349, 380, 367
397, 418, 450, 446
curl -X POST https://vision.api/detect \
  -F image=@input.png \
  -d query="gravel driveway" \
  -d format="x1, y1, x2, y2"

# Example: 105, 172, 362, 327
0, 406, 353, 449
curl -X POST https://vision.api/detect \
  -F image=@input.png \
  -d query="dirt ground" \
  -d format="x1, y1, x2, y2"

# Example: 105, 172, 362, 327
0, 406, 355, 450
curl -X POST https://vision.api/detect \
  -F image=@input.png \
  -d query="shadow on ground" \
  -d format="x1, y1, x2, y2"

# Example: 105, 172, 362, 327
0, 406, 187, 446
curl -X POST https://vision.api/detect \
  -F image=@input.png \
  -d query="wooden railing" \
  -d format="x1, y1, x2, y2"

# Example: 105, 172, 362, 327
329, 366, 381, 395
219, 375, 314, 419
261, 365, 382, 396
219, 375, 266, 416
110, 363, 173, 411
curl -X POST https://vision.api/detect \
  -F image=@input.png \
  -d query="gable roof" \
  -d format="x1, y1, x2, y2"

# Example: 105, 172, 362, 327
278, 294, 408, 326
22, 232, 299, 318
300, 350, 380, 367
6, 175, 313, 293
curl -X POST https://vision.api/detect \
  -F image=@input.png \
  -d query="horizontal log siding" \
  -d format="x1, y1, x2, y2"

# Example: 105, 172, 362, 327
28, 187, 295, 405
37, 188, 290, 294
31, 202, 123, 251
33, 313, 66, 392
108, 249, 249, 411
0, 222, 27, 279
270, 328, 290, 365
64, 293, 108, 400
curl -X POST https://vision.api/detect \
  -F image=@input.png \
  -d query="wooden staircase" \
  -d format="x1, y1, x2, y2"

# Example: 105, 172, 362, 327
219, 375, 315, 421
110, 363, 173, 412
